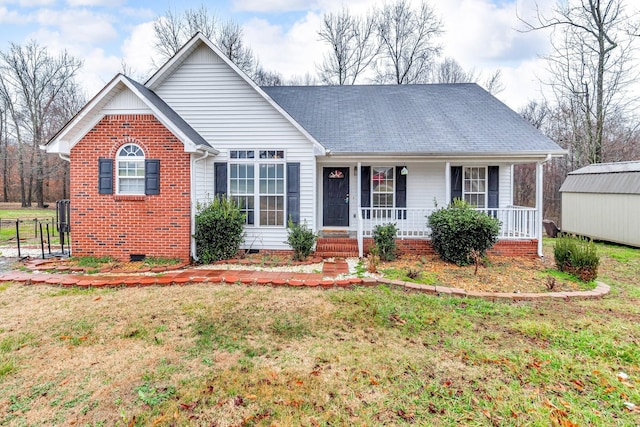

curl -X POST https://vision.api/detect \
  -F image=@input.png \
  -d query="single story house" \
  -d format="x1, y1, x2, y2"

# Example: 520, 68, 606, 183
45, 33, 565, 262
560, 161, 640, 247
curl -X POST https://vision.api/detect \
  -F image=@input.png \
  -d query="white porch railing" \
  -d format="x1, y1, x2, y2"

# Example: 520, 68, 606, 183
356, 207, 538, 255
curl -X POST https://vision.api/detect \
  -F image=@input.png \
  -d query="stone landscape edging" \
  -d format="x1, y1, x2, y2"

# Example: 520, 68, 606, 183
0, 269, 610, 300
378, 278, 610, 300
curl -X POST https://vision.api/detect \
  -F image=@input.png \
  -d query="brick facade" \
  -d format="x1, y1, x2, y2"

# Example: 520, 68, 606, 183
363, 238, 538, 258
70, 114, 191, 262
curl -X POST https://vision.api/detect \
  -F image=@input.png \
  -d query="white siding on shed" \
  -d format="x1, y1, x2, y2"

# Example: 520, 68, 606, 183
155, 44, 317, 250
562, 192, 640, 247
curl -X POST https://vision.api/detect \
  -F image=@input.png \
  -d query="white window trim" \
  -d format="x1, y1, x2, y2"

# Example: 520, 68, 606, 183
229, 149, 287, 228
116, 143, 145, 195
371, 166, 395, 208
462, 166, 488, 208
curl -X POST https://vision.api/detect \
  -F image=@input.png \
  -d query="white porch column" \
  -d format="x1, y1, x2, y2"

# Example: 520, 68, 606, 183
445, 162, 451, 206
357, 161, 363, 258
536, 160, 544, 257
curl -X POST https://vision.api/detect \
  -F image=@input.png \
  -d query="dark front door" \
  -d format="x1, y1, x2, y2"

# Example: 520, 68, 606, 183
323, 167, 350, 227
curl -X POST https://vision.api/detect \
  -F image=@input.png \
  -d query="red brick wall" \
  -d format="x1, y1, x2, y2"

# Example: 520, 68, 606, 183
363, 238, 539, 258
70, 114, 191, 262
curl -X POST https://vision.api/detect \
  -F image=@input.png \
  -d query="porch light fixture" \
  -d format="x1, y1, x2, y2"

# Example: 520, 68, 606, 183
401, 166, 409, 175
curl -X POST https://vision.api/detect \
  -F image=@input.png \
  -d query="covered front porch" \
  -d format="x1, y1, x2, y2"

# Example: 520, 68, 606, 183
316, 158, 547, 258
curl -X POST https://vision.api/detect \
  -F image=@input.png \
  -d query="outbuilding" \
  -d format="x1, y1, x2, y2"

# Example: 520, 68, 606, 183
560, 161, 640, 247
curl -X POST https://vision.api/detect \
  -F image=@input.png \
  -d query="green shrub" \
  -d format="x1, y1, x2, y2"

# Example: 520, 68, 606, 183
427, 199, 501, 266
373, 223, 398, 261
286, 218, 317, 261
553, 235, 599, 282
194, 197, 245, 263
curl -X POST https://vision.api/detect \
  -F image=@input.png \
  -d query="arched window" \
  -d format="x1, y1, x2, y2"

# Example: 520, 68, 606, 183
117, 144, 145, 194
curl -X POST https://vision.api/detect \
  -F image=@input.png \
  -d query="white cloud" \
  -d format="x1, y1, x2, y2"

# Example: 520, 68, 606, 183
76, 47, 121, 96
244, 12, 325, 80
33, 8, 118, 44
0, 5, 26, 23
18, 0, 55, 6
232, 0, 318, 13
66, 0, 125, 6
121, 20, 160, 81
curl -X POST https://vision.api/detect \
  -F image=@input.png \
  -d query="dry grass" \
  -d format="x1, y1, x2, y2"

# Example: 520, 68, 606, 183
377, 252, 590, 293
0, 241, 639, 426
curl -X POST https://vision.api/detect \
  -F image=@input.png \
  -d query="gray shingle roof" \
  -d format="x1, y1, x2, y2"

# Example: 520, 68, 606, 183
262, 83, 563, 155
124, 76, 211, 149
560, 161, 640, 195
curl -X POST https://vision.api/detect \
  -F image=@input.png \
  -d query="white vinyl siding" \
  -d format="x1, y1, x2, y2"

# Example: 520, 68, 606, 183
158, 44, 316, 250
104, 88, 150, 111
562, 193, 640, 247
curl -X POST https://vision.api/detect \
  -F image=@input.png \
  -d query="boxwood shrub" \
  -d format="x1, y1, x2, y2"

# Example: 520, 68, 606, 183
286, 218, 317, 261
194, 197, 245, 263
428, 199, 501, 265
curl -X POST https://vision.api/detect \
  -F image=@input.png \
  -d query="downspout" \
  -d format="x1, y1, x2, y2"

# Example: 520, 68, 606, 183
191, 150, 211, 261
59, 154, 70, 162
536, 154, 552, 257
357, 161, 362, 258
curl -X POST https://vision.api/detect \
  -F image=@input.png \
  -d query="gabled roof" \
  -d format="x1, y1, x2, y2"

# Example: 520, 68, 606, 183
122, 76, 211, 150
145, 32, 326, 155
45, 74, 216, 155
262, 84, 565, 157
560, 161, 640, 195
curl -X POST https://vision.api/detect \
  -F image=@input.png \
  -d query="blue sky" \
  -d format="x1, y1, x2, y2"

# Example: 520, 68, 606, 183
0, 0, 563, 109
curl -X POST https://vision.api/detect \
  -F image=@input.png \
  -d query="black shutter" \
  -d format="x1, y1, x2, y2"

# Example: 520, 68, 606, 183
287, 162, 300, 226
98, 158, 113, 194
487, 166, 499, 209
145, 159, 160, 195
451, 166, 462, 204
361, 166, 371, 219
214, 162, 227, 198
395, 166, 407, 219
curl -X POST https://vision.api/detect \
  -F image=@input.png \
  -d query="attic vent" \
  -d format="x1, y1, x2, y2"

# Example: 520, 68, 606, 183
130, 254, 146, 262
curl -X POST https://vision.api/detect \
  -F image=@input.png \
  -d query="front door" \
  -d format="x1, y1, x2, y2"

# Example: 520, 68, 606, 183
323, 167, 350, 227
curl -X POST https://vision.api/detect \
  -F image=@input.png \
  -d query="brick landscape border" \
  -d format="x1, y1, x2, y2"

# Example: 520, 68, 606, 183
0, 271, 610, 301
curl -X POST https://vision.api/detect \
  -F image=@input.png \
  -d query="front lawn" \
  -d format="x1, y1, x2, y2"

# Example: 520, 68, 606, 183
0, 240, 638, 426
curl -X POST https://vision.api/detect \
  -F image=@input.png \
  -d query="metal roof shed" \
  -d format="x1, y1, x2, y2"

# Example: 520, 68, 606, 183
559, 161, 640, 247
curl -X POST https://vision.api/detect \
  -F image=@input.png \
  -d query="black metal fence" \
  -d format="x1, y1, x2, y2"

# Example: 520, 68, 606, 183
2, 200, 71, 259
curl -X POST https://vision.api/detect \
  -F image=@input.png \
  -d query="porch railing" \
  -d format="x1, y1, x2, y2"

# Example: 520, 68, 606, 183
357, 206, 538, 250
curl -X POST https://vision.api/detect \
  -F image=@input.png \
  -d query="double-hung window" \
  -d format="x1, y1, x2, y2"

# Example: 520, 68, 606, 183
372, 166, 394, 218
230, 163, 255, 225
117, 144, 145, 194
229, 150, 285, 227
463, 166, 487, 208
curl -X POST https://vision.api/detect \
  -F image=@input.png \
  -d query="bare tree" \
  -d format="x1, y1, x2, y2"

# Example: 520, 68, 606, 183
252, 65, 283, 86
433, 57, 504, 94
317, 8, 378, 85
286, 73, 318, 86
433, 57, 477, 83
0, 41, 82, 207
483, 69, 505, 95
520, 0, 640, 166
374, 0, 443, 84
0, 92, 8, 202
153, 5, 280, 81
217, 20, 255, 74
